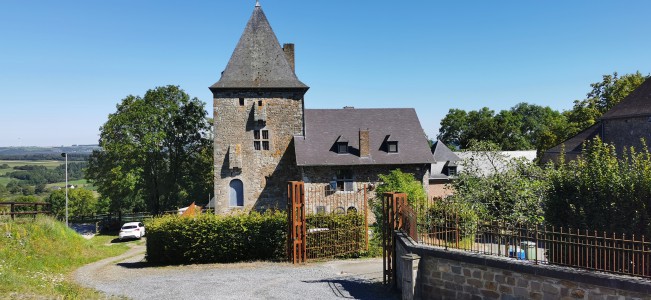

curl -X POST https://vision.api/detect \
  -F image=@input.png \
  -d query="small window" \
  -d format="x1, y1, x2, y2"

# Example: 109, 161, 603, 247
254, 129, 270, 151
316, 206, 326, 214
387, 141, 398, 153
447, 166, 457, 177
239, 98, 245, 106
336, 169, 354, 192
258, 100, 263, 107
337, 142, 348, 154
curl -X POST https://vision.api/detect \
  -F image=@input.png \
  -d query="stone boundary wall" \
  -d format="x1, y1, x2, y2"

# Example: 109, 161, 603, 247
395, 232, 651, 300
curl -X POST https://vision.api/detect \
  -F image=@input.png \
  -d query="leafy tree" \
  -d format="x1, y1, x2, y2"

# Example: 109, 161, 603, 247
375, 169, 427, 207
587, 71, 648, 114
86, 85, 213, 215
47, 188, 98, 218
546, 137, 651, 236
447, 141, 546, 224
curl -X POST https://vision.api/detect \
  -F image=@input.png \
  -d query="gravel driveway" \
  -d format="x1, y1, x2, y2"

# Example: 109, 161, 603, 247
74, 242, 399, 300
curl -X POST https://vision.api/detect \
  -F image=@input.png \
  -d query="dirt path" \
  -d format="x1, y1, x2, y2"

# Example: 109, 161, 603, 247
74, 243, 398, 300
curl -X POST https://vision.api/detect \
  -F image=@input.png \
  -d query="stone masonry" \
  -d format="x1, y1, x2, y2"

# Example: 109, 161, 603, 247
213, 92, 304, 213
396, 233, 651, 300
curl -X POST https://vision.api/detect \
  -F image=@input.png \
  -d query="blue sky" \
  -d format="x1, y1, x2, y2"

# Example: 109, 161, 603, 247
1, 1, 650, 146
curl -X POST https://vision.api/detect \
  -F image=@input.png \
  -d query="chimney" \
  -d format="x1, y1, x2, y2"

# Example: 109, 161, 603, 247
283, 43, 295, 72
359, 129, 370, 157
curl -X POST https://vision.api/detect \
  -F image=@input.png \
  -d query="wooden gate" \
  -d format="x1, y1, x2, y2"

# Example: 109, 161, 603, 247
288, 181, 368, 263
382, 192, 407, 286
287, 181, 306, 264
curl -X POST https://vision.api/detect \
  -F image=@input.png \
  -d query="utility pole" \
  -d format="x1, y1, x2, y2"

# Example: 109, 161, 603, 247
61, 153, 68, 226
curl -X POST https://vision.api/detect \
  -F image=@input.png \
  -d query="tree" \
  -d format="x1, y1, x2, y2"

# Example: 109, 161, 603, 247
447, 141, 546, 224
545, 137, 651, 236
86, 85, 213, 215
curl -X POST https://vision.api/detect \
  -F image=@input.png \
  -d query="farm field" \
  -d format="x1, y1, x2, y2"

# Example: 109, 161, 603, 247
0, 159, 95, 198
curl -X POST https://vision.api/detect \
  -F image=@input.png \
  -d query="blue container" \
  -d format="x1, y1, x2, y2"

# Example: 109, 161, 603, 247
508, 246, 526, 260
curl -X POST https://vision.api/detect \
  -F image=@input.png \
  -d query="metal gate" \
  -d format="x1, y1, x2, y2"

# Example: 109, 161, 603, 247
288, 181, 368, 263
382, 192, 407, 286
288, 181, 307, 264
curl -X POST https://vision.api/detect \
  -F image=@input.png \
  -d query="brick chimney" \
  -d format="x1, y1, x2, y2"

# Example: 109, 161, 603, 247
283, 43, 295, 72
359, 129, 370, 157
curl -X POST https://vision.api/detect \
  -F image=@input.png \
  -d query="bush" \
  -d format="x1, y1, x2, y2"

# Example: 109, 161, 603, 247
306, 212, 366, 259
145, 211, 287, 264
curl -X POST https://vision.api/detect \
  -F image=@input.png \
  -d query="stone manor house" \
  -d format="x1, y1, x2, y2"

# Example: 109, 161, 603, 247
210, 3, 434, 214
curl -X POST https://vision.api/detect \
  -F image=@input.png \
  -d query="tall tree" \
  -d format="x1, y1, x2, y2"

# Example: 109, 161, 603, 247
86, 85, 213, 215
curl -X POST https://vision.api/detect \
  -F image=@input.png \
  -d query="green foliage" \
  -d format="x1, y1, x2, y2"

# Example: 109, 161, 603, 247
87, 85, 213, 215
437, 72, 649, 154
0, 216, 129, 298
375, 169, 427, 206
47, 188, 98, 219
306, 212, 367, 258
0, 164, 9, 169
448, 141, 546, 225
546, 137, 651, 236
145, 211, 287, 264
6, 162, 86, 186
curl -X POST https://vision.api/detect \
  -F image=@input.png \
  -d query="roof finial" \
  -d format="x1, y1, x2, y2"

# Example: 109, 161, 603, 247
255, 0, 260, 7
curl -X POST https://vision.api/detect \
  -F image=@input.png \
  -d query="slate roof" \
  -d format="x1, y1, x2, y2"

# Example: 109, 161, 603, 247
544, 123, 602, 155
210, 4, 308, 89
601, 78, 651, 120
294, 108, 434, 166
431, 140, 460, 162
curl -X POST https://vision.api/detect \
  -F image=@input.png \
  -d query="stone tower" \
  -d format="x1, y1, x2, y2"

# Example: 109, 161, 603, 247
210, 3, 309, 214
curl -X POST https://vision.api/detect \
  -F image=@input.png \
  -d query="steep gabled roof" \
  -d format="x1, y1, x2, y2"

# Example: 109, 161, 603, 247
210, 4, 308, 89
294, 108, 434, 166
431, 140, 460, 162
601, 77, 651, 120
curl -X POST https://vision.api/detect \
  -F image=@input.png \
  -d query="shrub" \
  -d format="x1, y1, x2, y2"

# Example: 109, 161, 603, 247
306, 212, 366, 258
145, 211, 287, 264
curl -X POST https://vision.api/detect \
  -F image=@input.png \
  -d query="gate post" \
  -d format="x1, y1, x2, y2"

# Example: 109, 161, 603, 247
383, 192, 407, 287
288, 181, 306, 264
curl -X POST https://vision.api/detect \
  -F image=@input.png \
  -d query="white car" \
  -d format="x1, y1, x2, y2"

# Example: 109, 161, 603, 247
119, 222, 145, 240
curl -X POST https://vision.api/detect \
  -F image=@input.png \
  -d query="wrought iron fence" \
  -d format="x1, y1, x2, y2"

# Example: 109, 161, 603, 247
401, 204, 651, 278
303, 184, 368, 260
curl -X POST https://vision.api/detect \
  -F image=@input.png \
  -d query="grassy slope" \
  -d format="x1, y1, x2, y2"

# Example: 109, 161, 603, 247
0, 216, 129, 299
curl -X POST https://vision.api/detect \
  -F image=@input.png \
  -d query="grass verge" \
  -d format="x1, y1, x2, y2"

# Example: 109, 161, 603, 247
0, 216, 130, 299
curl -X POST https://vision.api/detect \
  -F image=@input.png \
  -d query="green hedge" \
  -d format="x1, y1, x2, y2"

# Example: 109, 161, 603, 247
145, 211, 287, 264
306, 212, 367, 259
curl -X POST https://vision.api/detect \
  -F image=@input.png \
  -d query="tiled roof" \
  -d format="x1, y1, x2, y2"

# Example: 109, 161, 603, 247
294, 108, 434, 166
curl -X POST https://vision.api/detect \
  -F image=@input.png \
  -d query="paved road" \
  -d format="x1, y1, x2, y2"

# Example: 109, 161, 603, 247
74, 243, 399, 300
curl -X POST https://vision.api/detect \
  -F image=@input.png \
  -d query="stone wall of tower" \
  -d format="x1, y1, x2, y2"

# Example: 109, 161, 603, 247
214, 92, 304, 214
602, 116, 651, 153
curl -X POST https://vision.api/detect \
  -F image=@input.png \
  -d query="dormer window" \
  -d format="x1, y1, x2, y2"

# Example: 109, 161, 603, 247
447, 166, 457, 177
337, 142, 348, 154
387, 141, 398, 153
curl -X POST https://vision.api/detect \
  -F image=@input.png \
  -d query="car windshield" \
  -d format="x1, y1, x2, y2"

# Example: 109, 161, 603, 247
122, 225, 137, 230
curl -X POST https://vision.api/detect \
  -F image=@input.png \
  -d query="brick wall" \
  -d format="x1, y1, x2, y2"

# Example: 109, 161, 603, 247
396, 232, 651, 300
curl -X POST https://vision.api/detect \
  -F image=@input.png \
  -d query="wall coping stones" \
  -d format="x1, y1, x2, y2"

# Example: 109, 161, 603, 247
395, 231, 651, 295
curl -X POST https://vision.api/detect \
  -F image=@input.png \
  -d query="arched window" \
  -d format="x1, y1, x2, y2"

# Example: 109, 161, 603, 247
229, 179, 244, 207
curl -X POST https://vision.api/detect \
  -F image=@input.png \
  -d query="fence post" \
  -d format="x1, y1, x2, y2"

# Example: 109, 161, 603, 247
11, 203, 15, 220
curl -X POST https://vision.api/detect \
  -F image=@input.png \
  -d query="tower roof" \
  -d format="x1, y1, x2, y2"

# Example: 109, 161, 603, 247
601, 77, 651, 120
210, 4, 308, 90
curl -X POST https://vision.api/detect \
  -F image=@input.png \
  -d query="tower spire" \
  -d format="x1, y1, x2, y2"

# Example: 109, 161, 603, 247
255, 0, 260, 7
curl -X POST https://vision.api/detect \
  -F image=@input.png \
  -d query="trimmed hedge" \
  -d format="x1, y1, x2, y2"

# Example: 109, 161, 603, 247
145, 211, 287, 264
306, 212, 367, 259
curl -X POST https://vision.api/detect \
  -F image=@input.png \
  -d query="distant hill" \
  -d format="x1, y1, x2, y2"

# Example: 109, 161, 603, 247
0, 145, 101, 161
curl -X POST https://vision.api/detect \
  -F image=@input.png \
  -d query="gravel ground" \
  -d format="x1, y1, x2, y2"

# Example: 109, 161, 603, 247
74, 242, 399, 300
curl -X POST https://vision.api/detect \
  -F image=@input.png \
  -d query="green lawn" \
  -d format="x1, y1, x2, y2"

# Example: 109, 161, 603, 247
0, 216, 130, 299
